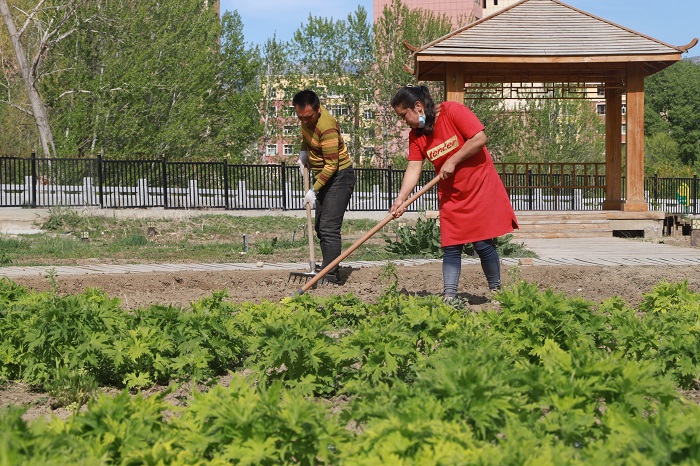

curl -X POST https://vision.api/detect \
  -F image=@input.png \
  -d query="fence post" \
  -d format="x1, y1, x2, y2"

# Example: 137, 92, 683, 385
387, 166, 393, 211
693, 174, 698, 215
527, 169, 533, 210
30, 152, 37, 208
653, 173, 658, 210
223, 159, 230, 210
97, 150, 104, 208
161, 154, 169, 209
281, 162, 287, 210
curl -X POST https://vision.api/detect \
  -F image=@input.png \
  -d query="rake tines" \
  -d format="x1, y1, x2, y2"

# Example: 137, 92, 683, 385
288, 259, 317, 285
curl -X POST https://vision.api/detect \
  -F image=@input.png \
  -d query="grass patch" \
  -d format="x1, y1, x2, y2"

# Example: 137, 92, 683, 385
2, 212, 534, 266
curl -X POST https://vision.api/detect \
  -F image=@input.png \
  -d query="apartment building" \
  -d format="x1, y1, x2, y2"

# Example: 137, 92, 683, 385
373, 0, 483, 27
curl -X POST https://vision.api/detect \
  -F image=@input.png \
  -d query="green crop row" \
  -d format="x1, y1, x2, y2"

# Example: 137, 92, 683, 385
2, 270, 700, 464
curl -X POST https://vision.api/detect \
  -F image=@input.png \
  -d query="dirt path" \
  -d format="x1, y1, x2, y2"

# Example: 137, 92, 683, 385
10, 262, 700, 310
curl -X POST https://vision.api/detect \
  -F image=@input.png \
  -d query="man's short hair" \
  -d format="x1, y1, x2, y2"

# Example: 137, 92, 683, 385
292, 89, 320, 111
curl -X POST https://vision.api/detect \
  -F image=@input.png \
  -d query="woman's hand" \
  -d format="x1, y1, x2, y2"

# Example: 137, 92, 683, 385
390, 197, 406, 218
440, 159, 456, 179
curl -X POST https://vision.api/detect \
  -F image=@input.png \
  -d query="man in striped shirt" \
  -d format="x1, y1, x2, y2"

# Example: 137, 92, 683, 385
293, 89, 356, 284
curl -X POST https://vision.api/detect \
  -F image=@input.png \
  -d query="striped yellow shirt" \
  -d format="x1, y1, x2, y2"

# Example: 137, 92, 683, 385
300, 105, 352, 191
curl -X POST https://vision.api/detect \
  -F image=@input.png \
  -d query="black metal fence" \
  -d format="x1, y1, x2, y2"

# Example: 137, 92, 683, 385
0, 154, 697, 214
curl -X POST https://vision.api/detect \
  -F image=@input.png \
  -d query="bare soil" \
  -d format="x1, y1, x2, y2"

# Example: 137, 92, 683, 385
4, 235, 700, 422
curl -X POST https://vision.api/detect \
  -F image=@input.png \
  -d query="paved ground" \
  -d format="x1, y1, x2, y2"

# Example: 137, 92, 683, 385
1, 236, 699, 279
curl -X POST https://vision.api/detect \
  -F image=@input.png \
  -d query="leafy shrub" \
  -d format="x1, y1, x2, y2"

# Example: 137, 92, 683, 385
40, 205, 83, 231
383, 217, 442, 257
4, 279, 700, 464
117, 234, 149, 247
384, 218, 532, 259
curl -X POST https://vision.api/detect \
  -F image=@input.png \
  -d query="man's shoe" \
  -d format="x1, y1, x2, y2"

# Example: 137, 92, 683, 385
320, 272, 343, 285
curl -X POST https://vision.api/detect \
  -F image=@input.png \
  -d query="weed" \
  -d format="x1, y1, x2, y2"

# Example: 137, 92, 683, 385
256, 237, 278, 255
41, 205, 83, 231
117, 234, 149, 247
44, 366, 98, 408
383, 217, 442, 258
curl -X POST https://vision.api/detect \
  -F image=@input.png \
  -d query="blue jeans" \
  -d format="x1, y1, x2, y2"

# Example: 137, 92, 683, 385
315, 167, 355, 275
442, 239, 501, 298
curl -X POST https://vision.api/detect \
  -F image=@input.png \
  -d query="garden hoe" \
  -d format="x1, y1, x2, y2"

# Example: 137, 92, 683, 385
295, 174, 441, 295
289, 163, 318, 284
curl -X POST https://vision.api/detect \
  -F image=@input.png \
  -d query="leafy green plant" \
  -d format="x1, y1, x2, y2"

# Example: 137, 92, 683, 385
117, 234, 149, 247
383, 217, 442, 257
464, 233, 534, 258
40, 205, 83, 231
256, 237, 278, 255
44, 366, 98, 408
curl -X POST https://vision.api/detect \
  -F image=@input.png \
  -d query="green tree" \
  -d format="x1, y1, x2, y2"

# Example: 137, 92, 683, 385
283, 7, 373, 165
44, 0, 223, 158
643, 132, 693, 176
514, 91, 605, 164
0, 0, 89, 157
645, 59, 700, 168
218, 10, 263, 163
371, 0, 454, 167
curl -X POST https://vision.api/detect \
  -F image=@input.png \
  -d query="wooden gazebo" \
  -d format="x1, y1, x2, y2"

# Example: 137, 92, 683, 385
407, 0, 697, 212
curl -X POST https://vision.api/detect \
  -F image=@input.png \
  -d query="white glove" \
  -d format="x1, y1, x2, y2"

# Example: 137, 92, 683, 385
304, 188, 316, 208
297, 159, 306, 177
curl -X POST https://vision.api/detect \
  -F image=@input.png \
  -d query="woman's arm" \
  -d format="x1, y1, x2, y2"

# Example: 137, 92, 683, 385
439, 130, 487, 179
390, 160, 424, 218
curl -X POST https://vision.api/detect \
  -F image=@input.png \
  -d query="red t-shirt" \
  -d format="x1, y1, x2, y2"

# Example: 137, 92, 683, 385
408, 101, 518, 246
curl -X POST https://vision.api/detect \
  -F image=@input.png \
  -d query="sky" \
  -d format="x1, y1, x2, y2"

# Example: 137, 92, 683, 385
223, 0, 700, 56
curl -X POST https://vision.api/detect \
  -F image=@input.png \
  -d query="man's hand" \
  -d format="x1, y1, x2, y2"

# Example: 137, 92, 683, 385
304, 188, 316, 208
298, 150, 310, 177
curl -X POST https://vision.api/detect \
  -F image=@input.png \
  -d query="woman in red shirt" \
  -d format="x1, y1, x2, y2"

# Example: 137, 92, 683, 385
390, 85, 518, 300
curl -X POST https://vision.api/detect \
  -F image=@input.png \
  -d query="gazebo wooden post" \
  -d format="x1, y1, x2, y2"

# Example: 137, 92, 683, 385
445, 63, 465, 103
623, 63, 648, 212
602, 82, 624, 210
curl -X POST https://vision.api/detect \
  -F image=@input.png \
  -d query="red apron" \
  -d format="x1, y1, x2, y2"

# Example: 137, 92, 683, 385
408, 102, 518, 246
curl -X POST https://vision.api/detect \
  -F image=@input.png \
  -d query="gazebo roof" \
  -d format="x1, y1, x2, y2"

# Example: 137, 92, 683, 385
410, 0, 697, 83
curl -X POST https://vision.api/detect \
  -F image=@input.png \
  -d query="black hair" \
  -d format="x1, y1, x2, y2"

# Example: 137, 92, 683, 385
391, 85, 436, 136
292, 89, 321, 111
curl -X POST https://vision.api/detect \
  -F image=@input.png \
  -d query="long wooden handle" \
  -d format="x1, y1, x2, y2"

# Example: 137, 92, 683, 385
298, 174, 441, 294
303, 165, 315, 268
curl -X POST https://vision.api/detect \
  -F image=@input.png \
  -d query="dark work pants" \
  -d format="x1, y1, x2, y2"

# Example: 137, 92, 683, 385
315, 167, 355, 276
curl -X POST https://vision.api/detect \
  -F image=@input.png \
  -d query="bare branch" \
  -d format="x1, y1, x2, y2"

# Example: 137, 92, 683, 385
57, 89, 92, 99
16, 0, 48, 37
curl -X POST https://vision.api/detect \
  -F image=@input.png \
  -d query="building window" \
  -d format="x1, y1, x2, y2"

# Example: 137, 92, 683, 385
328, 104, 348, 117
621, 124, 627, 135
283, 144, 294, 156
266, 145, 277, 156
621, 104, 627, 115
596, 85, 605, 96
363, 109, 374, 120
596, 104, 606, 115
285, 106, 297, 117
283, 125, 296, 136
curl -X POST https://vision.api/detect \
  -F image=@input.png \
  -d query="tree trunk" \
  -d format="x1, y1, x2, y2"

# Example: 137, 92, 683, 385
0, 0, 56, 157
